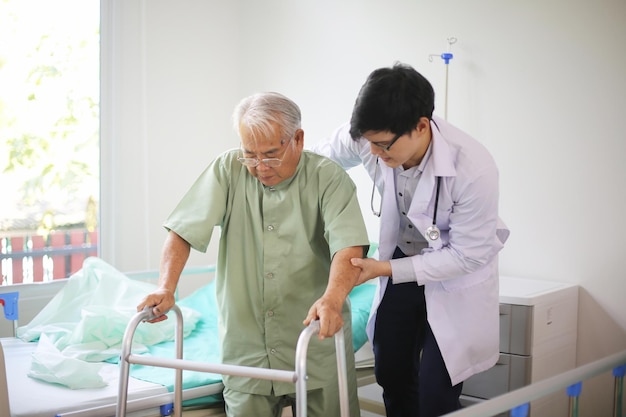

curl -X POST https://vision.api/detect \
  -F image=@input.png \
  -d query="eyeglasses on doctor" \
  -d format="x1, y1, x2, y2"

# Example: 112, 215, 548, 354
237, 137, 293, 167
369, 131, 403, 152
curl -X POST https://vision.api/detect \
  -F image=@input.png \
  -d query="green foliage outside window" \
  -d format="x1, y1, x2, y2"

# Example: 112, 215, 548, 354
0, 0, 100, 234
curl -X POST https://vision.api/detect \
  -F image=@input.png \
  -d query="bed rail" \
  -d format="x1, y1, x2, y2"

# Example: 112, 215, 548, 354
444, 348, 626, 417
116, 305, 351, 417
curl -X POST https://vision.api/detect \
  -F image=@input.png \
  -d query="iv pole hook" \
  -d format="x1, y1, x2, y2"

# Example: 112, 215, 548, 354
428, 37, 457, 120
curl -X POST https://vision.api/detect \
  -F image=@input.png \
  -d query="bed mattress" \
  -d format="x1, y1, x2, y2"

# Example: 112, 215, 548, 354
2, 337, 173, 417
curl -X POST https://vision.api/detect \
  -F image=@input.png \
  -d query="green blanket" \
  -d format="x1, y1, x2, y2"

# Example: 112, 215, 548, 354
16, 257, 376, 396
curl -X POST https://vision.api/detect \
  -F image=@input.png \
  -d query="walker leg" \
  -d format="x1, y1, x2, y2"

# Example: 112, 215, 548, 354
295, 324, 319, 417
294, 324, 350, 417
116, 309, 152, 417
173, 307, 184, 417
334, 329, 350, 417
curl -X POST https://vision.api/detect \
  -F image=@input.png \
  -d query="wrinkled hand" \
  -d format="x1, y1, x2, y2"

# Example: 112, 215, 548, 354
303, 295, 344, 340
136, 288, 176, 323
350, 257, 391, 285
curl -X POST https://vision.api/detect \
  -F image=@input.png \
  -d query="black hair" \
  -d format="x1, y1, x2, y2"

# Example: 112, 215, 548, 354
349, 62, 435, 140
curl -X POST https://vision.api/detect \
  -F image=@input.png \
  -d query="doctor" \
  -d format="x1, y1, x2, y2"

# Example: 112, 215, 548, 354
314, 63, 509, 417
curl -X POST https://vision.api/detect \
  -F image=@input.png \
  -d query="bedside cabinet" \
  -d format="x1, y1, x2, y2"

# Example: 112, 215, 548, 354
460, 276, 579, 417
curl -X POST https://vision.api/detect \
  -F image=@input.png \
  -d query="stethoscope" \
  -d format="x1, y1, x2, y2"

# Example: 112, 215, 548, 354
370, 157, 442, 241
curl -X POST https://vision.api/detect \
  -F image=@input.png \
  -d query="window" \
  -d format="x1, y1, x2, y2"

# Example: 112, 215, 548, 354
0, 0, 100, 284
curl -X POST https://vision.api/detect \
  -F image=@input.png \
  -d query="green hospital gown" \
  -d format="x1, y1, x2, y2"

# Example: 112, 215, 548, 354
164, 149, 369, 396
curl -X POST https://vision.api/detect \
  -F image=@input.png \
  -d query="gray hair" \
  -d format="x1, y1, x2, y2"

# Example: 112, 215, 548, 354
232, 92, 301, 142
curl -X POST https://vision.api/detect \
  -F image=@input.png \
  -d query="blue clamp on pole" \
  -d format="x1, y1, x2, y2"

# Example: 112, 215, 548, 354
567, 381, 583, 397
567, 381, 582, 417
0, 292, 19, 320
614, 364, 625, 417
511, 402, 530, 417
441, 52, 454, 64
160, 402, 174, 416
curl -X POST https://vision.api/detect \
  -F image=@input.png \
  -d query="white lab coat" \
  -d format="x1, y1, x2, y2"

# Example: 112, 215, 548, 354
314, 116, 510, 385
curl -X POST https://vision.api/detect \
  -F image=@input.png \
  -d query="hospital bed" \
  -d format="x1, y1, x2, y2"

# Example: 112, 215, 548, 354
0, 257, 377, 417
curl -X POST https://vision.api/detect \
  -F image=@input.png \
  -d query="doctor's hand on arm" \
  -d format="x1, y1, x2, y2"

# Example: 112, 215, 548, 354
303, 245, 365, 339
136, 231, 191, 323
350, 257, 392, 284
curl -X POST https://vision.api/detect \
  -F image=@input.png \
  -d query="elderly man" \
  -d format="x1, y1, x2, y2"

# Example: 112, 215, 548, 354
138, 92, 369, 417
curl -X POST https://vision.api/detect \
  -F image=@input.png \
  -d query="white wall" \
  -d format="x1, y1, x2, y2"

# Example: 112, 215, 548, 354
101, 0, 239, 272
101, 0, 626, 414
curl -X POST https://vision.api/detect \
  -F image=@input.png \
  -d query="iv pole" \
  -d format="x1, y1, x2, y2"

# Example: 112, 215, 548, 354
429, 37, 457, 120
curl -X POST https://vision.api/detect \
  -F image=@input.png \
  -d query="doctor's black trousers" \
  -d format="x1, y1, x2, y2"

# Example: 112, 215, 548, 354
372, 246, 463, 417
